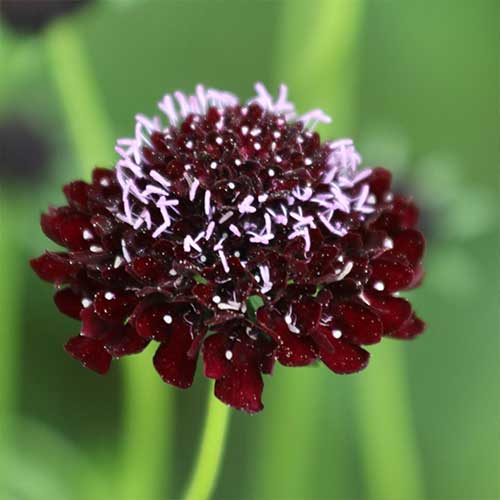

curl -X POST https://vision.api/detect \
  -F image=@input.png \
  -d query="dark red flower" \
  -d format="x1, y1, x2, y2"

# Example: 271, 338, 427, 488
0, 114, 52, 182
31, 84, 426, 413
0, 0, 93, 34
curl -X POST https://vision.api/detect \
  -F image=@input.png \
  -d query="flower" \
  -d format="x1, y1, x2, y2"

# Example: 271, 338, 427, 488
31, 83, 426, 413
0, 0, 93, 34
0, 114, 52, 182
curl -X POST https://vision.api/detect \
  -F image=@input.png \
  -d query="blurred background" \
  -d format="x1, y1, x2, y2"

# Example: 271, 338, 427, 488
0, 1, 498, 499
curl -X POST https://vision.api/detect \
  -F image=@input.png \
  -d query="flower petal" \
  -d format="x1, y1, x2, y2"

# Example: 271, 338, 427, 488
129, 256, 170, 284
54, 288, 82, 320
134, 303, 182, 341
369, 257, 414, 293
333, 302, 383, 345
214, 363, 264, 413
363, 290, 412, 334
80, 306, 113, 340
63, 180, 90, 212
393, 196, 419, 229
104, 325, 149, 357
390, 229, 425, 267
93, 290, 137, 324
318, 332, 370, 374
256, 307, 317, 366
30, 252, 79, 284
153, 318, 197, 388
64, 335, 111, 374
203, 333, 230, 379
368, 167, 392, 199
388, 313, 425, 339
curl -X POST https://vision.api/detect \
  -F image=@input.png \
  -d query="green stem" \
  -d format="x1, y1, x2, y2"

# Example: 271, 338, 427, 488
44, 19, 171, 500
120, 350, 172, 499
184, 382, 231, 500
44, 20, 114, 171
0, 192, 22, 418
356, 343, 424, 500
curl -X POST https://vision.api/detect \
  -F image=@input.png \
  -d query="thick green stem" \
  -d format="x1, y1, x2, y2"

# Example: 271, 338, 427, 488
0, 192, 21, 419
356, 342, 424, 500
120, 350, 172, 499
44, 20, 113, 170
44, 19, 171, 500
184, 383, 231, 500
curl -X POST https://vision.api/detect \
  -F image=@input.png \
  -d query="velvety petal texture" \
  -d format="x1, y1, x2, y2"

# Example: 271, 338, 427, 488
31, 84, 426, 412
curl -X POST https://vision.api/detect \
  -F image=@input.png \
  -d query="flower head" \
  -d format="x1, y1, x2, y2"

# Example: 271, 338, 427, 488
0, 0, 93, 34
0, 114, 52, 182
31, 83, 425, 413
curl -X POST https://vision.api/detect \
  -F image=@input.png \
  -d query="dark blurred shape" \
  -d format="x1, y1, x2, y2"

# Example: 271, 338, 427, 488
0, 115, 52, 182
0, 0, 93, 34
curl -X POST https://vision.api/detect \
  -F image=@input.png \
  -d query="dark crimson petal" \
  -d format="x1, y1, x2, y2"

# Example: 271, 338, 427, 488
407, 264, 424, 290
333, 302, 383, 345
54, 288, 82, 320
134, 303, 179, 341
368, 167, 392, 200
93, 290, 137, 323
388, 313, 425, 340
129, 256, 170, 284
293, 299, 321, 334
192, 283, 216, 307
318, 330, 370, 374
256, 307, 317, 366
40, 207, 76, 246
393, 196, 419, 229
308, 245, 339, 281
30, 252, 79, 284
64, 336, 111, 374
203, 333, 230, 379
92, 167, 115, 187
59, 214, 93, 251
327, 279, 361, 299
153, 319, 197, 388
104, 325, 149, 357
369, 211, 401, 235
369, 257, 414, 293
214, 363, 264, 413
390, 229, 425, 267
63, 180, 90, 212
363, 290, 412, 334
80, 307, 113, 340
261, 354, 276, 375
276, 335, 317, 367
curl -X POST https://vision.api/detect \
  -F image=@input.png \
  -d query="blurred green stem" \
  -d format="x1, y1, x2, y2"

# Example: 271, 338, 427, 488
44, 20, 113, 169
184, 383, 231, 500
0, 193, 21, 418
44, 19, 171, 500
356, 343, 424, 500
120, 351, 172, 499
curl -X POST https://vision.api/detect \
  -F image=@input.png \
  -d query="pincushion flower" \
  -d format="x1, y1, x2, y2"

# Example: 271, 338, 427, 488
31, 83, 425, 413
0, 114, 52, 182
0, 0, 93, 34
